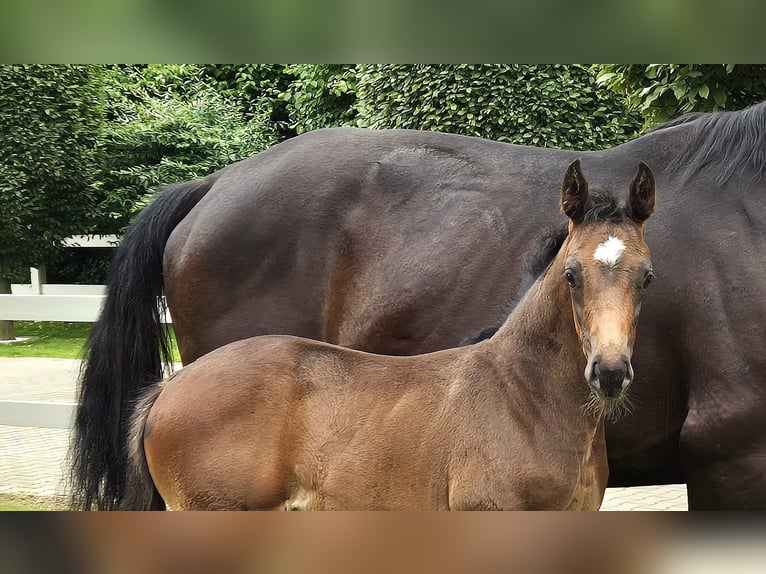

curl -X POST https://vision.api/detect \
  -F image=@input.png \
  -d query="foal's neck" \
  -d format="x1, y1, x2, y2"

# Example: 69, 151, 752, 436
485, 253, 591, 411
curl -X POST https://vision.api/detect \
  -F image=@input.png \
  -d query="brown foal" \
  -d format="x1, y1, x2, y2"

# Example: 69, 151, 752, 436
127, 160, 656, 510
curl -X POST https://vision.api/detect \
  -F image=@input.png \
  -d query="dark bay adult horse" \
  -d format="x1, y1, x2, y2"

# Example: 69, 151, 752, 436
126, 162, 655, 511
72, 101, 766, 510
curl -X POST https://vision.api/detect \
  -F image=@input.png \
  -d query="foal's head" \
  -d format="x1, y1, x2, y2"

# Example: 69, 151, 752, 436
559, 160, 655, 406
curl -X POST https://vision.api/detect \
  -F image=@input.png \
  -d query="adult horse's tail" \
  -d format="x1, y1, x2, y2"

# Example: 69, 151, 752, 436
69, 177, 216, 510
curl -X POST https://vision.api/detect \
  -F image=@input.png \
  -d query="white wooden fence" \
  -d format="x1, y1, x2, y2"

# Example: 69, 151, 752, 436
0, 234, 172, 325
1, 235, 114, 323
0, 235, 162, 430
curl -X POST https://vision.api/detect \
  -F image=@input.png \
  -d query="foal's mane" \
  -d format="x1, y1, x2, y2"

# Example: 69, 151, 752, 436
650, 100, 766, 185
581, 192, 626, 223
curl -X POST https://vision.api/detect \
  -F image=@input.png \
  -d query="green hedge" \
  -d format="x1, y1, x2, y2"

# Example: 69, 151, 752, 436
354, 65, 642, 150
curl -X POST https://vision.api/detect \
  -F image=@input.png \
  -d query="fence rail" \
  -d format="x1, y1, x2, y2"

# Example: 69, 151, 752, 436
0, 293, 171, 323
0, 400, 77, 429
11, 284, 106, 296
0, 294, 106, 322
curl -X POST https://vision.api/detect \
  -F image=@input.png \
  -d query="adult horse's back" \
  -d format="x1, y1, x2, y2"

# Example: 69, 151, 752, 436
72, 102, 766, 510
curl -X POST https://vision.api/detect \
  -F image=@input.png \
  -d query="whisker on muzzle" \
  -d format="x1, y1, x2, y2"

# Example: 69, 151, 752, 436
582, 388, 635, 422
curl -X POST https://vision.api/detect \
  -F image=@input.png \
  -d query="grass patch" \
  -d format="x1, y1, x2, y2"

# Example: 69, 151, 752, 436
0, 493, 68, 511
0, 322, 90, 359
0, 321, 180, 361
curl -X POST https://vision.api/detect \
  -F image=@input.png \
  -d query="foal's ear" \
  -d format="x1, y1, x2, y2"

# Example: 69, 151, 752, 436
561, 159, 589, 223
626, 161, 656, 223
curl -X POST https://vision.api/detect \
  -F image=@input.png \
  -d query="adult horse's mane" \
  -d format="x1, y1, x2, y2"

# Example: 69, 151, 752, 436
651, 100, 766, 185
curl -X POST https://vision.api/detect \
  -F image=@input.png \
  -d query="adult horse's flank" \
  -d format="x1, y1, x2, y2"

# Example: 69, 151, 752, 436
71, 102, 766, 511
124, 162, 655, 511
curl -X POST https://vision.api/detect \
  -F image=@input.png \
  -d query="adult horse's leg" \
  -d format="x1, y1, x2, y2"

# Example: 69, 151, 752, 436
69, 177, 216, 510
680, 386, 766, 510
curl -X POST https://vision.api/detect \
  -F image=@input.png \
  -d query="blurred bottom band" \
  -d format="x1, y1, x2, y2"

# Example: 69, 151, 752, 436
3, 512, 764, 574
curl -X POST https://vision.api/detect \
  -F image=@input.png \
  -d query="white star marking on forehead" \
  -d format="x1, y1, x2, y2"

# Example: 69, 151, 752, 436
594, 236, 625, 267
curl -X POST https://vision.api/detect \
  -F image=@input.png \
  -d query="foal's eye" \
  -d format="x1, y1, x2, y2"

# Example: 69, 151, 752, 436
642, 271, 655, 290
565, 269, 577, 288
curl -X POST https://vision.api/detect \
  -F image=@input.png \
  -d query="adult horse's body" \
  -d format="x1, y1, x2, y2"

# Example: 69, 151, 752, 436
72, 102, 766, 510
126, 162, 656, 511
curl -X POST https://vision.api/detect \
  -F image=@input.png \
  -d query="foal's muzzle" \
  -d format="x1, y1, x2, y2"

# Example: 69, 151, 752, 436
586, 353, 633, 398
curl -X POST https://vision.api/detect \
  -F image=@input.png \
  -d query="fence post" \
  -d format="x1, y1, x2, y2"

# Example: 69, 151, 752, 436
30, 266, 47, 295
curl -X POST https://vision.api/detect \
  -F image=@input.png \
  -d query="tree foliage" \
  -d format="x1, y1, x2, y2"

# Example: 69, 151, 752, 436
201, 64, 359, 136
354, 65, 642, 150
94, 65, 276, 231
594, 64, 766, 127
201, 64, 295, 140
0, 65, 104, 274
280, 64, 358, 134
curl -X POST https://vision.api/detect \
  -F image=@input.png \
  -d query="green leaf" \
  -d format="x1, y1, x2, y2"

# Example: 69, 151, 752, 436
672, 84, 688, 100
